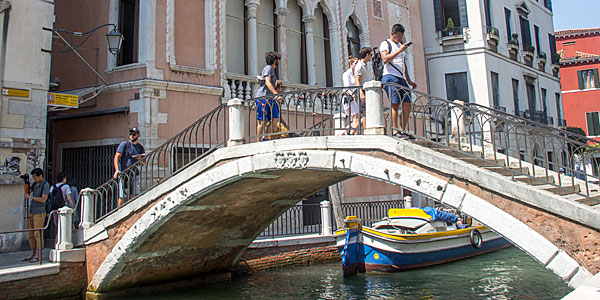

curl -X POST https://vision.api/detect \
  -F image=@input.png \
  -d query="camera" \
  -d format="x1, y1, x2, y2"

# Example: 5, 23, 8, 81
20, 174, 30, 185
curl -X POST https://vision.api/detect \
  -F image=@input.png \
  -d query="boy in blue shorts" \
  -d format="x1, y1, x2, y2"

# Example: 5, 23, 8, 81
379, 24, 418, 138
256, 51, 281, 141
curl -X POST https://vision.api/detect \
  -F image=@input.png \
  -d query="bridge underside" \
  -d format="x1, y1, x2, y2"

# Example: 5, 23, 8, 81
97, 169, 353, 291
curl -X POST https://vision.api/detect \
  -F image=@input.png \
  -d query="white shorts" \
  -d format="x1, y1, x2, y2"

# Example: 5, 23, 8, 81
344, 100, 359, 116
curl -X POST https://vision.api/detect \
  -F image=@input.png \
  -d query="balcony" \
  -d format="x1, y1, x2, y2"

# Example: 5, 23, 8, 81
558, 119, 567, 127
486, 26, 500, 45
493, 106, 507, 112
523, 45, 535, 67
522, 110, 549, 125
508, 38, 519, 61
537, 51, 547, 71
439, 27, 465, 46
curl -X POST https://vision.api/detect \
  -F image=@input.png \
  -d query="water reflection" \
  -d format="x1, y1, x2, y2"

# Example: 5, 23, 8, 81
126, 247, 572, 300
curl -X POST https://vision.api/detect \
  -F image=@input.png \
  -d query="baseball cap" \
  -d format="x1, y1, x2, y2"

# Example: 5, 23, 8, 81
129, 127, 140, 134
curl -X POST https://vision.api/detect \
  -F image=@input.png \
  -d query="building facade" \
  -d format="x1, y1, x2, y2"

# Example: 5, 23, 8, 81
48, 1, 427, 211
420, 0, 562, 126
556, 28, 600, 139
0, 0, 54, 252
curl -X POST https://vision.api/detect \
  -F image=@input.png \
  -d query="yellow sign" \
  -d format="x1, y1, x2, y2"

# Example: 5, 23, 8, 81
2, 88, 29, 98
47, 92, 78, 108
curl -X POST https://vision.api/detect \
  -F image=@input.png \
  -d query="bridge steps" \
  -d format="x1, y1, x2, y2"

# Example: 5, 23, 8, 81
563, 194, 600, 207
514, 175, 555, 186
539, 184, 581, 196
483, 166, 530, 176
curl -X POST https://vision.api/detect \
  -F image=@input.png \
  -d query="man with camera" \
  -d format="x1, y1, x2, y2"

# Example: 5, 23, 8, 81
113, 127, 145, 207
22, 168, 49, 262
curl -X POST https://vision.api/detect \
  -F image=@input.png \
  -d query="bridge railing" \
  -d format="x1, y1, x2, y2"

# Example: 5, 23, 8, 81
383, 82, 600, 199
90, 104, 227, 222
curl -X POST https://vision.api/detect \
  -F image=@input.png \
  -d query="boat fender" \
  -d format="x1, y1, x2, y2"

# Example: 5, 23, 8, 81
470, 229, 483, 249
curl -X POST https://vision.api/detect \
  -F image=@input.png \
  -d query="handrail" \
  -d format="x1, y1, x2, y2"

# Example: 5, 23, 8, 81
382, 82, 600, 200
91, 104, 227, 222
0, 210, 59, 265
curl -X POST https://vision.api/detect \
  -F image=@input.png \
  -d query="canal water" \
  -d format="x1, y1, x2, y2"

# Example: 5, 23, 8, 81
129, 247, 573, 299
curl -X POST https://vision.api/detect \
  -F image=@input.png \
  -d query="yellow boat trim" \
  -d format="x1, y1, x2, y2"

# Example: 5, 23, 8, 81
388, 208, 432, 219
335, 225, 489, 241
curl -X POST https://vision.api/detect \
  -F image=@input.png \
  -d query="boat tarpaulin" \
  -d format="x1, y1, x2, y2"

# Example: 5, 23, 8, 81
422, 207, 458, 223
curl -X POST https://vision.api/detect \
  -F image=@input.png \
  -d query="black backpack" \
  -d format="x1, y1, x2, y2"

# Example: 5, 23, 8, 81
372, 40, 404, 81
50, 183, 66, 211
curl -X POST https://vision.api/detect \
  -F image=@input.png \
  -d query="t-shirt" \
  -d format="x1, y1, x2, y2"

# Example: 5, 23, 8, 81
117, 141, 145, 171
379, 39, 407, 79
49, 183, 72, 208
342, 68, 355, 87
353, 60, 371, 86
256, 65, 277, 97
29, 181, 49, 215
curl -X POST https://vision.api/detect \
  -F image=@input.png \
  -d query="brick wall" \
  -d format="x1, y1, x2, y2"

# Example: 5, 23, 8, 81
0, 262, 87, 300
233, 241, 340, 274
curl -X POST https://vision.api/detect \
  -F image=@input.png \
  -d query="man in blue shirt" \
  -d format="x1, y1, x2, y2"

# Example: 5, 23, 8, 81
113, 127, 145, 207
255, 51, 281, 141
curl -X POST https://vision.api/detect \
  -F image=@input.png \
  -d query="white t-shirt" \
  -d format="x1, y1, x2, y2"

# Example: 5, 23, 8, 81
379, 39, 406, 79
353, 60, 371, 86
342, 68, 355, 87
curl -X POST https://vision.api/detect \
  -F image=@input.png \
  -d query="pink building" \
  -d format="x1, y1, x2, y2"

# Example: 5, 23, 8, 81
49, 1, 426, 203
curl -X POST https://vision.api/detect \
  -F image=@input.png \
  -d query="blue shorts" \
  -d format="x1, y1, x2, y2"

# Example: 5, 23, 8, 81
382, 75, 412, 104
256, 98, 280, 121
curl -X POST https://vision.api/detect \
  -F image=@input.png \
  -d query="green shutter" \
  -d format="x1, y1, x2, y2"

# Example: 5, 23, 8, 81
593, 69, 600, 88
578, 70, 585, 90
594, 112, 600, 136
587, 112, 594, 135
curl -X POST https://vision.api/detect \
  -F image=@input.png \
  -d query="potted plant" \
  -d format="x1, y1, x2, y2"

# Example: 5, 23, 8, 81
553, 52, 561, 64
525, 45, 535, 53
445, 18, 455, 36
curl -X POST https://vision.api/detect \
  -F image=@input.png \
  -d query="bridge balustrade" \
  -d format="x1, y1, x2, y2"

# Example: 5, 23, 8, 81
81, 81, 600, 225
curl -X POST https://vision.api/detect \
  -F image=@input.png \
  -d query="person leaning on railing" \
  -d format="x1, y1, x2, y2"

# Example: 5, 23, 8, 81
22, 168, 49, 262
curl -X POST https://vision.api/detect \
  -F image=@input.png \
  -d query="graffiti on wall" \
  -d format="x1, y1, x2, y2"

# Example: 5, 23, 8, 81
27, 150, 42, 170
0, 156, 20, 175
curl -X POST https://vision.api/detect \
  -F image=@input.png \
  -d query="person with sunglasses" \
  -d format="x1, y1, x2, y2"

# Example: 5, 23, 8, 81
113, 127, 145, 207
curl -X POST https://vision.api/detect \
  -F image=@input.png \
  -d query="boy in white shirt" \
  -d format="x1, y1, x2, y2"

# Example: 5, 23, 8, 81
342, 56, 359, 134
379, 23, 417, 138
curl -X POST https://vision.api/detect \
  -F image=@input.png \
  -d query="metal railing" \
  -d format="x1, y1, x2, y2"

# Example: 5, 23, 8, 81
91, 104, 227, 222
258, 200, 406, 238
0, 210, 58, 265
383, 82, 600, 200
247, 86, 363, 142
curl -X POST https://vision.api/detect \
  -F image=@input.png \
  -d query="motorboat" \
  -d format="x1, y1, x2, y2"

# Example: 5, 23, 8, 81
334, 207, 512, 277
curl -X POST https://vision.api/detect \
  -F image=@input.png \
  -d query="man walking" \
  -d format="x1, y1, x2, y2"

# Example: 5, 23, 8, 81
23, 168, 49, 262
354, 47, 373, 130
379, 23, 418, 138
113, 127, 145, 207
255, 51, 281, 141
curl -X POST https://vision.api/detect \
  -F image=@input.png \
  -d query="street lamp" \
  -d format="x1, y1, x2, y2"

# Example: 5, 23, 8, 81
44, 24, 124, 86
106, 27, 124, 55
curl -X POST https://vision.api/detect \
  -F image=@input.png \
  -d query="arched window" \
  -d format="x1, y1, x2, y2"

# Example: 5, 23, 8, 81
314, 3, 332, 87
346, 18, 360, 59
256, 1, 277, 69
226, 1, 246, 74
287, 0, 307, 84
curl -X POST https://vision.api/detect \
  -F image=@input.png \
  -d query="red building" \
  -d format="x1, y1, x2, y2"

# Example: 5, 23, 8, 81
556, 28, 600, 138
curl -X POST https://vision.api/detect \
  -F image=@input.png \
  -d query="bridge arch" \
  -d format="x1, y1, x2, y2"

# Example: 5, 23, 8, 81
85, 136, 598, 293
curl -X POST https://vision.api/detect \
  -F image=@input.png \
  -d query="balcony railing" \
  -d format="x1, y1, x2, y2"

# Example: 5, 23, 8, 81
441, 27, 463, 38
558, 119, 567, 127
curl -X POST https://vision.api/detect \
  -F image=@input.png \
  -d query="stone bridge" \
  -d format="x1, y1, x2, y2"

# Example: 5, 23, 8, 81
82, 135, 600, 297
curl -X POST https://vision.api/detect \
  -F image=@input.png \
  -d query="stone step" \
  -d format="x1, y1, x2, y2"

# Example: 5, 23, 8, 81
483, 166, 530, 176
435, 148, 483, 159
514, 175, 555, 186
563, 194, 600, 206
459, 157, 506, 167
539, 184, 581, 196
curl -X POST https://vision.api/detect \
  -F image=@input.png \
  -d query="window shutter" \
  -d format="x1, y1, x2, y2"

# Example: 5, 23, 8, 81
458, 0, 469, 28
593, 69, 600, 88
434, 0, 443, 31
578, 70, 585, 90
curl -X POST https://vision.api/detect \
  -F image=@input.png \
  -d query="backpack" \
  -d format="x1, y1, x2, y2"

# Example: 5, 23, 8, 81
372, 40, 404, 81
50, 183, 66, 211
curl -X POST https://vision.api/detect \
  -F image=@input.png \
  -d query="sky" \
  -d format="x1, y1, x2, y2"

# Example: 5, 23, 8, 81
552, 0, 600, 31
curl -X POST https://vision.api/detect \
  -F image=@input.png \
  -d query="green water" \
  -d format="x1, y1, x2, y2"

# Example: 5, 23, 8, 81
129, 247, 573, 299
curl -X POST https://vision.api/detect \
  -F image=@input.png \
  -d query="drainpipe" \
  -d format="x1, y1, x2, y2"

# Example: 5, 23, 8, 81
0, 1, 11, 125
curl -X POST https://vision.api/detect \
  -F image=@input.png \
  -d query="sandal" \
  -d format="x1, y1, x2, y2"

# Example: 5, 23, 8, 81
21, 256, 32, 262
29, 257, 39, 262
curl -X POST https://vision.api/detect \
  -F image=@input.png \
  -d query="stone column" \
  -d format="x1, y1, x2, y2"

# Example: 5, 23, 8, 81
80, 188, 95, 229
303, 15, 317, 86
404, 196, 413, 208
329, 22, 343, 87
334, 113, 348, 136
275, 7, 289, 82
228, 98, 246, 146
364, 80, 385, 135
245, 0, 260, 78
56, 206, 74, 250
320, 200, 332, 235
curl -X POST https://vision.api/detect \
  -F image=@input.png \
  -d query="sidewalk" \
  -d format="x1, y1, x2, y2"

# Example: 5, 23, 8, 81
0, 249, 52, 270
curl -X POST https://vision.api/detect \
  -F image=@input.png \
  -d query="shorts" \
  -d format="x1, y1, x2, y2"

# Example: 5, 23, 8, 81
382, 74, 412, 104
119, 174, 140, 199
343, 94, 359, 116
256, 98, 280, 121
